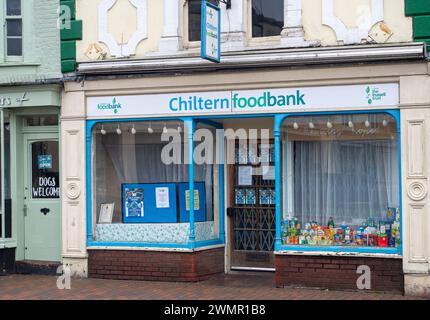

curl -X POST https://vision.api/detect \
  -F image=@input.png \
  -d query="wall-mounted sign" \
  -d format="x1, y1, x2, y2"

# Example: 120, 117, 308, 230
87, 83, 399, 118
201, 0, 221, 63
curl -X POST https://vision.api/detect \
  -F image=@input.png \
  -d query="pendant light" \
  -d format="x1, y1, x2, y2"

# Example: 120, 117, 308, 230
163, 122, 168, 134
148, 123, 154, 134
293, 122, 299, 130
116, 125, 122, 135
100, 125, 107, 135
131, 124, 137, 135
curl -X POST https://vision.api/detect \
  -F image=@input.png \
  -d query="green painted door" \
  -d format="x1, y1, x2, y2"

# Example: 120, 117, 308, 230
23, 133, 61, 262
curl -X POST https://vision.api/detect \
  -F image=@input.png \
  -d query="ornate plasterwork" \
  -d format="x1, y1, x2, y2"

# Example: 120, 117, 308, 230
98, 0, 148, 57
322, 0, 384, 44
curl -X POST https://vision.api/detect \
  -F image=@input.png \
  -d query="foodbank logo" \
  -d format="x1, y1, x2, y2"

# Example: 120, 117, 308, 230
97, 98, 122, 114
366, 86, 387, 105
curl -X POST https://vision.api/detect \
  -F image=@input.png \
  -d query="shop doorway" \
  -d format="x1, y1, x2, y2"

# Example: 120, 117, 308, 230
228, 138, 276, 270
23, 133, 61, 262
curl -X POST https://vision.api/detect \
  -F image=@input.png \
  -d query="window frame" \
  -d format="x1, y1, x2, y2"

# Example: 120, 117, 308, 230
86, 117, 225, 249
275, 110, 402, 256
246, 0, 284, 47
4, 0, 23, 61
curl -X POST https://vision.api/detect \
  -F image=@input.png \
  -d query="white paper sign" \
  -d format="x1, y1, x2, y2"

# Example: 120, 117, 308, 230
155, 187, 170, 209
238, 166, 253, 186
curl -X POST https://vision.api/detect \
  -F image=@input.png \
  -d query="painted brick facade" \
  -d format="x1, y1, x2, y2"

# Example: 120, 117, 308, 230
88, 248, 225, 282
275, 255, 404, 293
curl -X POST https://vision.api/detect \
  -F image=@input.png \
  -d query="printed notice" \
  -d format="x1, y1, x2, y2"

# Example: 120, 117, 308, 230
156, 187, 170, 208
238, 166, 253, 186
185, 190, 200, 211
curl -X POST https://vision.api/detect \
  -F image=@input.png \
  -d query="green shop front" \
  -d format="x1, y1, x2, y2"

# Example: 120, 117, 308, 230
0, 85, 61, 274
76, 80, 403, 291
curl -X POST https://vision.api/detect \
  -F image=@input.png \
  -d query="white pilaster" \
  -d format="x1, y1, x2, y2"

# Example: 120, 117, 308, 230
159, 0, 182, 53
400, 75, 430, 298
220, 0, 246, 52
61, 87, 88, 278
281, 0, 317, 47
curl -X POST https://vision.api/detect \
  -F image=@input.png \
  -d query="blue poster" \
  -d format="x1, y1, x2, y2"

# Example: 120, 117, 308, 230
124, 187, 144, 218
38, 155, 52, 169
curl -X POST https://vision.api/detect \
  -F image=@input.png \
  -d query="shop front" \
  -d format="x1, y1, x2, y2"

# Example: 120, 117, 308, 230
0, 85, 62, 274
61, 57, 430, 294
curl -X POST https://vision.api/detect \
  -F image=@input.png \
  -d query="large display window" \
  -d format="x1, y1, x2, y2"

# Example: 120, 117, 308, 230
89, 120, 221, 246
280, 113, 400, 251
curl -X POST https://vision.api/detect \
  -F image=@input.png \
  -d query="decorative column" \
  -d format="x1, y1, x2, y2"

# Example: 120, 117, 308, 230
61, 85, 88, 278
400, 75, 430, 298
281, 0, 316, 47
274, 115, 285, 251
159, 0, 182, 53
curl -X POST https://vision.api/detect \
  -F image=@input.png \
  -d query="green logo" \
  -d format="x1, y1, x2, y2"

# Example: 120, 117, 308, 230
366, 86, 386, 105
97, 97, 122, 114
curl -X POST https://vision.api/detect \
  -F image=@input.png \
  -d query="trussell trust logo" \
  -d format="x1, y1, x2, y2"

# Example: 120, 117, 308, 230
97, 97, 122, 114
366, 85, 387, 105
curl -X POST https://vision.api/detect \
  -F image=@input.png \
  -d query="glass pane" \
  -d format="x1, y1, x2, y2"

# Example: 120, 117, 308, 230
7, 38, 22, 56
2, 123, 12, 238
281, 114, 400, 248
6, 0, 21, 16
188, 0, 218, 42
31, 141, 60, 199
6, 19, 22, 36
25, 116, 59, 127
252, 0, 284, 37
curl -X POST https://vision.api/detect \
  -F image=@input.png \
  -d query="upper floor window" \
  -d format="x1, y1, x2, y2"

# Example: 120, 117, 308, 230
187, 0, 218, 42
252, 0, 283, 38
5, 0, 22, 57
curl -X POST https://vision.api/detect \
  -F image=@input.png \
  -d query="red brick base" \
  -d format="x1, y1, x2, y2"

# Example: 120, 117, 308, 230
275, 254, 404, 293
88, 247, 225, 282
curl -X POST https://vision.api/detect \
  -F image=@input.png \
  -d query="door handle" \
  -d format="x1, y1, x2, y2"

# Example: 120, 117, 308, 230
23, 204, 27, 217
41, 208, 50, 216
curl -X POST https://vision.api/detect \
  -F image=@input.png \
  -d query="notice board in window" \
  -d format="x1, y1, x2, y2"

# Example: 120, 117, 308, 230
122, 183, 177, 223
178, 182, 207, 223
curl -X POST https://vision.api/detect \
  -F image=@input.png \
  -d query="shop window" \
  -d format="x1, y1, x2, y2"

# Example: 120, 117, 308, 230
91, 120, 219, 245
281, 113, 400, 249
251, 0, 283, 38
187, 0, 218, 42
5, 0, 23, 57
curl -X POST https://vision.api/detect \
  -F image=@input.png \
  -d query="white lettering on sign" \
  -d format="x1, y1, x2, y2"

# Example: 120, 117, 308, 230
32, 177, 60, 198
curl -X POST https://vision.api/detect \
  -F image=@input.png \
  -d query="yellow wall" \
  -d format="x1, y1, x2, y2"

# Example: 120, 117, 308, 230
76, 0, 412, 62
76, 0, 163, 61
303, 0, 412, 46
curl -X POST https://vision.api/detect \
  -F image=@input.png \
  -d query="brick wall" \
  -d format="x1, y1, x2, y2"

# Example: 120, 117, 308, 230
275, 254, 404, 293
88, 247, 225, 282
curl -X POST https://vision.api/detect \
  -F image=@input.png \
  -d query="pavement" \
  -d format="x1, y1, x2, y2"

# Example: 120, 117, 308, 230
0, 272, 425, 300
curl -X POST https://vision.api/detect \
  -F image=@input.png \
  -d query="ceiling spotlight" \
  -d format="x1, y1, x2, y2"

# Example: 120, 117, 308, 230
293, 122, 299, 130
116, 125, 122, 135
163, 123, 168, 134
100, 125, 107, 135
382, 119, 388, 127
364, 120, 371, 128
148, 123, 154, 134
131, 124, 137, 135
309, 122, 315, 129
348, 121, 354, 128
326, 121, 333, 129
